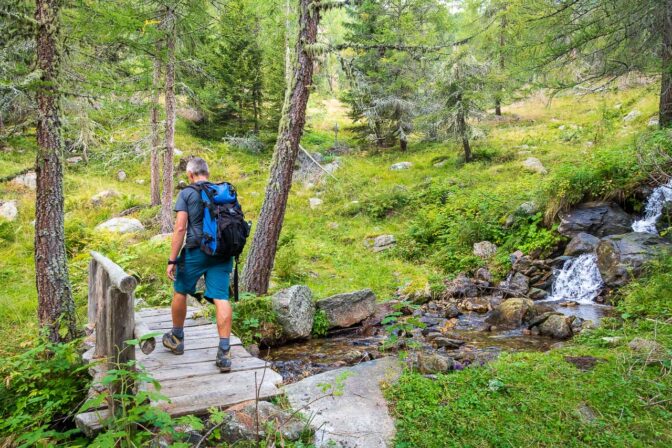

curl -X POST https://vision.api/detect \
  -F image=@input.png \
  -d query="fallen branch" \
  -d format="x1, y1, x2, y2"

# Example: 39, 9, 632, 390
299, 145, 338, 181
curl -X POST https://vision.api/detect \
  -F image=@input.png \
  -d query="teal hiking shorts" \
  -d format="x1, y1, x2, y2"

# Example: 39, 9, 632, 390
174, 247, 233, 300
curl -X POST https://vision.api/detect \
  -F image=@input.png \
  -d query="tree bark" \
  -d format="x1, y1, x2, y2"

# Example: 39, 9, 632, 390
160, 7, 176, 233
34, 0, 77, 342
399, 136, 407, 151
242, 0, 320, 295
660, 0, 672, 127
494, 15, 506, 117
150, 54, 162, 206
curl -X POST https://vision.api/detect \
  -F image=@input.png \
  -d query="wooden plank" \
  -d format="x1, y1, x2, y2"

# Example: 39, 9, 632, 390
91, 251, 138, 293
93, 263, 109, 359
87, 259, 97, 325
138, 345, 252, 366
144, 357, 270, 382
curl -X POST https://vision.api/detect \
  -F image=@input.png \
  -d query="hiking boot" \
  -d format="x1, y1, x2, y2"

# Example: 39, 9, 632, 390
215, 347, 232, 373
162, 331, 184, 355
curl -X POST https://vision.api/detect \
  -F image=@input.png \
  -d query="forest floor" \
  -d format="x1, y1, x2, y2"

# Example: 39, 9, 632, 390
1, 82, 671, 446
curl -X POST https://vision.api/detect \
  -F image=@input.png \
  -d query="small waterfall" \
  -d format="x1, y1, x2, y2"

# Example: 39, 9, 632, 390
548, 253, 604, 304
632, 179, 672, 235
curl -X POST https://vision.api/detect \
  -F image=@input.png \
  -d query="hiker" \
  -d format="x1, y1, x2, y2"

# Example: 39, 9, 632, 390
163, 157, 249, 373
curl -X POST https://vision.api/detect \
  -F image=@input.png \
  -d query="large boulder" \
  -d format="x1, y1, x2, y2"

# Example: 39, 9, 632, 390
272, 285, 315, 340
529, 313, 574, 339
176, 107, 205, 123
596, 232, 672, 286
558, 202, 632, 237
284, 358, 401, 448
473, 241, 497, 258
316, 289, 376, 329
486, 298, 538, 330
95, 217, 144, 233
217, 401, 305, 444
564, 232, 600, 256
443, 273, 480, 298
91, 189, 120, 206
371, 234, 396, 252
415, 352, 454, 374
390, 161, 412, 171
628, 338, 670, 365
499, 272, 530, 297
522, 157, 548, 175
11, 171, 36, 190
0, 200, 18, 221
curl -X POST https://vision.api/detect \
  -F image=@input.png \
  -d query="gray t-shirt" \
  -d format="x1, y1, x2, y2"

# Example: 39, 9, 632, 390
174, 181, 207, 248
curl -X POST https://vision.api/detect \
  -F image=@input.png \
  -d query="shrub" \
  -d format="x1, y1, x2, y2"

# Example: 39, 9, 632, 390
311, 309, 330, 337
360, 187, 410, 220
232, 294, 283, 346
0, 339, 89, 445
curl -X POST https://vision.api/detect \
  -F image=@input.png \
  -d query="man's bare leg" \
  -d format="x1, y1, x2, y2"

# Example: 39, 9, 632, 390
162, 291, 187, 355
214, 299, 233, 338
171, 291, 188, 328
214, 299, 233, 372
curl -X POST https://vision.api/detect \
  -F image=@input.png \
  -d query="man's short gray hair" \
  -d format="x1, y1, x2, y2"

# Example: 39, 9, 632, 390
186, 157, 209, 176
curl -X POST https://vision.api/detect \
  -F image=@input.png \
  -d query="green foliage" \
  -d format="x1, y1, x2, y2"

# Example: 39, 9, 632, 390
618, 255, 672, 321
381, 301, 424, 350
359, 187, 410, 220
275, 231, 307, 284
232, 294, 282, 346
0, 339, 89, 446
311, 309, 330, 337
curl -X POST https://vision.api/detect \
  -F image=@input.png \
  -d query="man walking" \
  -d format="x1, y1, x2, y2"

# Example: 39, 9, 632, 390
163, 157, 233, 373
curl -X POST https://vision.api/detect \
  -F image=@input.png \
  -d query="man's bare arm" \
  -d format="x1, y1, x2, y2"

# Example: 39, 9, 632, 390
170, 211, 188, 261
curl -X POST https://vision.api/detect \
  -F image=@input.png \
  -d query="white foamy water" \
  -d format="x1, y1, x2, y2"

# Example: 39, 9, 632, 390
548, 253, 604, 304
632, 179, 672, 234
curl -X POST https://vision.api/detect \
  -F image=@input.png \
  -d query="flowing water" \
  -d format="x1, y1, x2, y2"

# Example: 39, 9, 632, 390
547, 253, 604, 303
632, 179, 672, 234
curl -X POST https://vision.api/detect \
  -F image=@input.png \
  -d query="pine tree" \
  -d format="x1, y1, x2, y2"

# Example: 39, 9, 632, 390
34, 0, 77, 342
241, 0, 323, 294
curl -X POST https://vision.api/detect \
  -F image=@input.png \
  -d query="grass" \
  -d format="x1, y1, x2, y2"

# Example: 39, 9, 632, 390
0, 83, 664, 354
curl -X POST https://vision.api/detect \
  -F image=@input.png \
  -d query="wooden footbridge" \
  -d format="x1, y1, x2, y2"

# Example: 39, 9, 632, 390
75, 252, 283, 435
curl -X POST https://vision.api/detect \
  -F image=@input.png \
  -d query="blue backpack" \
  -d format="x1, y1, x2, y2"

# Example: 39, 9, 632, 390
186, 182, 250, 301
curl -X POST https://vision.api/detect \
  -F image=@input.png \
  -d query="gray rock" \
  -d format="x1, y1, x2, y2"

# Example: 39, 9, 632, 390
390, 161, 412, 171
596, 232, 672, 286
486, 298, 538, 330
443, 273, 480, 298
528, 287, 548, 300
558, 202, 633, 237
272, 285, 315, 340
284, 357, 402, 448
536, 313, 573, 339
317, 289, 376, 329
522, 157, 548, 175
648, 116, 660, 127
176, 107, 204, 123
117, 170, 127, 182
460, 296, 491, 313
90, 189, 120, 206
11, 171, 36, 190
628, 338, 669, 365
564, 232, 600, 256
95, 217, 144, 233
0, 200, 18, 221
623, 109, 641, 122
309, 197, 323, 209
474, 267, 493, 284
372, 234, 396, 252
416, 352, 454, 374
66, 156, 83, 164
432, 337, 465, 349
218, 401, 306, 444
150, 233, 172, 243
517, 201, 539, 215
500, 272, 530, 297
433, 160, 448, 168
473, 241, 497, 258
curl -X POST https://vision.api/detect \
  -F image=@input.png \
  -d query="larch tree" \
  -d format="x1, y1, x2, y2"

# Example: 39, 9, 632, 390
242, 0, 335, 294
34, 0, 78, 342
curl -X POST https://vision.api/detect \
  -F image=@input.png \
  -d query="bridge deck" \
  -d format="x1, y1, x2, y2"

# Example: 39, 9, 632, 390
76, 306, 283, 435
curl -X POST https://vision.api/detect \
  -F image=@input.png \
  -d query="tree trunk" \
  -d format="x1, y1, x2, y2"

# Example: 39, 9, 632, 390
660, 0, 672, 127
457, 102, 472, 162
160, 8, 176, 233
400, 136, 407, 151
34, 0, 77, 342
242, 0, 320, 295
253, 84, 260, 134
150, 55, 162, 206
494, 15, 506, 117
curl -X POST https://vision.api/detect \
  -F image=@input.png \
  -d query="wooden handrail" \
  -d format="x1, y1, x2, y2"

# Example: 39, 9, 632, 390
90, 251, 138, 293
